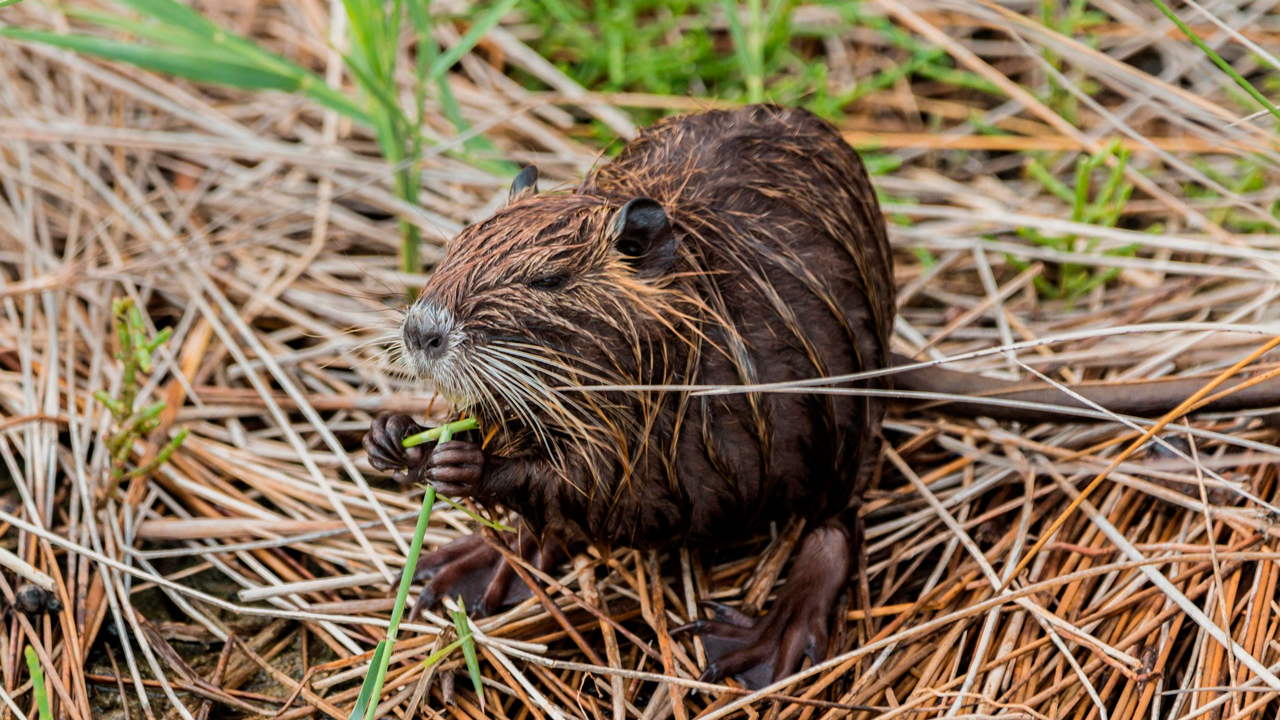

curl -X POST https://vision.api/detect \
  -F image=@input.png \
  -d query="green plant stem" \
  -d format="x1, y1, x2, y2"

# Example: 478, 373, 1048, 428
746, 0, 764, 103
403, 417, 479, 448
361, 485, 436, 720
350, 417, 478, 718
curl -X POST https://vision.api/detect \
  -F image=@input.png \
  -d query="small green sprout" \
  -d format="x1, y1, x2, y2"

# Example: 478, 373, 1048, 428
24, 647, 51, 720
96, 298, 186, 501
1009, 141, 1139, 302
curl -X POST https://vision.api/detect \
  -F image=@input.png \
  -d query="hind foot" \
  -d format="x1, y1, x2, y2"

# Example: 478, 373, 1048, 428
680, 523, 852, 689
410, 524, 561, 620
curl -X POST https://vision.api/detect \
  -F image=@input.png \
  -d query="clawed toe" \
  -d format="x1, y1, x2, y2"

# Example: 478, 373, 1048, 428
701, 600, 755, 628
364, 414, 430, 483
424, 440, 485, 495
686, 597, 835, 689
685, 523, 852, 689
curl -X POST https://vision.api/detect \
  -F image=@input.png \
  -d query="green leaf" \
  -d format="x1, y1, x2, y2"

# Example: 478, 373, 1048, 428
1, 23, 368, 124
0, 30, 302, 91
0, 0, 28, 7
1148, 0, 1280, 123
451, 601, 485, 711
440, 495, 515, 532
57, 7, 205, 45
24, 647, 51, 720
107, 0, 222, 40
359, 483, 438, 720
721, 0, 756, 101
93, 390, 125, 417
340, 50, 407, 124
421, 637, 465, 668
428, 0, 519, 79
346, 641, 388, 720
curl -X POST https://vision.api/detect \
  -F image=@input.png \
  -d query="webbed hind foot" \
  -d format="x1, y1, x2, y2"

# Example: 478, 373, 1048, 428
678, 523, 852, 690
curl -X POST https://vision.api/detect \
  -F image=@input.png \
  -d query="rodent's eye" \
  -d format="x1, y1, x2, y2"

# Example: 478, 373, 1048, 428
529, 275, 567, 290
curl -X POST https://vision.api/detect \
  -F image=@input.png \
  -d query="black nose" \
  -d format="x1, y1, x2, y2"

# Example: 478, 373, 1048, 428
405, 324, 449, 359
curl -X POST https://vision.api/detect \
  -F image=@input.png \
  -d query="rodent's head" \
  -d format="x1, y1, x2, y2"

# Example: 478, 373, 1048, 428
402, 168, 686, 438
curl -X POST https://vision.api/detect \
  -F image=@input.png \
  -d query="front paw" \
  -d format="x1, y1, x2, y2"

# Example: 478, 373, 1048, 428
364, 414, 431, 484
425, 440, 485, 496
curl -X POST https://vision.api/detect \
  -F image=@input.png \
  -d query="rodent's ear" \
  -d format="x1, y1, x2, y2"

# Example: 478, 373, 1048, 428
507, 165, 539, 204
611, 198, 676, 276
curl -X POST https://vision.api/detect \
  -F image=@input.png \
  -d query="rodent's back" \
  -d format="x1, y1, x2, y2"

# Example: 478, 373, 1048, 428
570, 106, 897, 543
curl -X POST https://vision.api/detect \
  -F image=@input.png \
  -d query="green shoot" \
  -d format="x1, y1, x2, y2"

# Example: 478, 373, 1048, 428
346, 641, 388, 720
421, 637, 465, 668
440, 495, 514, 533
24, 647, 51, 720
1011, 141, 1138, 302
1, 0, 522, 288
1037, 0, 1106, 121
349, 483, 437, 720
96, 298, 186, 501
347, 417, 481, 719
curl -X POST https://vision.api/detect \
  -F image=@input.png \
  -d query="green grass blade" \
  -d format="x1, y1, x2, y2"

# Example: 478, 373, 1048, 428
1025, 159, 1074, 203
106, 0, 221, 39
745, 0, 765, 102
342, 0, 390, 83
1148, 0, 1280, 122
346, 641, 388, 720
23, 648, 51, 720
421, 637, 465, 668
428, 0, 519, 79
440, 495, 514, 532
359, 483, 438, 720
297, 77, 374, 125
341, 51, 408, 124
0, 30, 301, 91
407, 0, 434, 147
451, 602, 485, 712
57, 7, 206, 44
0, 0, 27, 7
1, 27, 369, 123
721, 0, 756, 101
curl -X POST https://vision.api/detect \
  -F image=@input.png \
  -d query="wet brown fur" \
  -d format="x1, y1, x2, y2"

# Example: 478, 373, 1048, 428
415, 105, 892, 549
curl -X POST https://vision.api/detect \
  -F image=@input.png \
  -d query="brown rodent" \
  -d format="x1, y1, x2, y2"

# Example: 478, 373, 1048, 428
365, 104, 1279, 689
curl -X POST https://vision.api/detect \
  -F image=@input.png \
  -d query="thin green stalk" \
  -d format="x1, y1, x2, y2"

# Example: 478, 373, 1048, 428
746, 0, 764, 103
421, 637, 465, 667
1148, 0, 1280, 122
403, 417, 479, 448
348, 416, 477, 719
354, 486, 435, 720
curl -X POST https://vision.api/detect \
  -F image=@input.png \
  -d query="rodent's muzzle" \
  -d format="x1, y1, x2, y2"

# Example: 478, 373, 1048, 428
402, 300, 463, 377
405, 318, 449, 360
